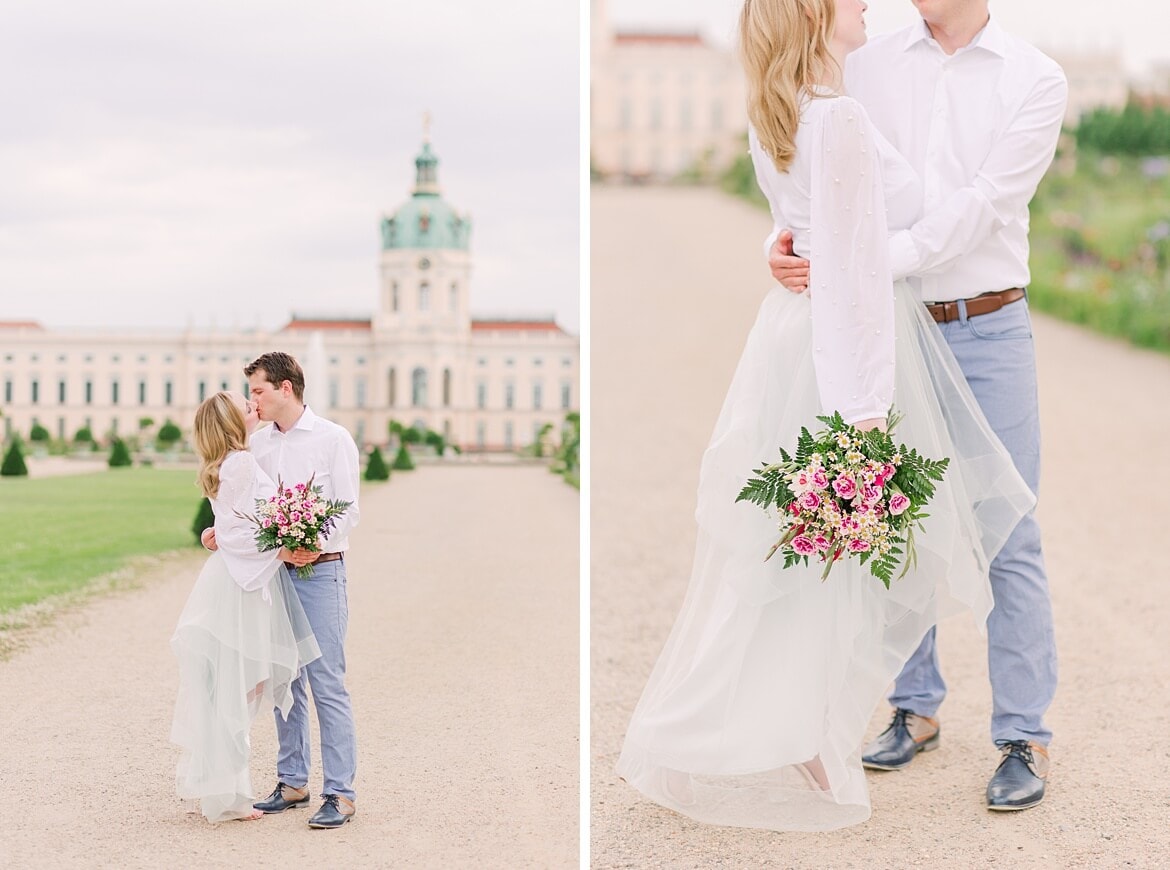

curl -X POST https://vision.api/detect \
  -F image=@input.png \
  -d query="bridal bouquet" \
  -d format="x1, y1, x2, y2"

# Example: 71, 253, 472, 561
736, 410, 949, 587
236, 474, 351, 578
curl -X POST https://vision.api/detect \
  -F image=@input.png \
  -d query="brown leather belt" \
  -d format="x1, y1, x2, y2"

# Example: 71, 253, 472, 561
283, 551, 343, 571
925, 288, 1025, 324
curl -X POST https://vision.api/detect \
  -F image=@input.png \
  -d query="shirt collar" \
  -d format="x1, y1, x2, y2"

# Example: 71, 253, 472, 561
902, 15, 1005, 59
276, 404, 318, 435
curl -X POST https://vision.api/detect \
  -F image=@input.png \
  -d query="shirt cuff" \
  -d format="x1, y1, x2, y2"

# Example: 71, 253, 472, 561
763, 226, 780, 263
888, 230, 919, 282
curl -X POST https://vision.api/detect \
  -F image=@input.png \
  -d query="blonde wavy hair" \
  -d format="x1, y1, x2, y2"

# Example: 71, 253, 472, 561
193, 392, 248, 499
739, 0, 839, 172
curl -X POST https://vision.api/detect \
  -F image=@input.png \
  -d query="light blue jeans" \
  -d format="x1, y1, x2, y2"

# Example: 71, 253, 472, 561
274, 559, 358, 800
890, 295, 1057, 747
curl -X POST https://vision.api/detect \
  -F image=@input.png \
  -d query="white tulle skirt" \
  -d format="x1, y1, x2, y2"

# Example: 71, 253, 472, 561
616, 282, 1036, 831
170, 553, 320, 823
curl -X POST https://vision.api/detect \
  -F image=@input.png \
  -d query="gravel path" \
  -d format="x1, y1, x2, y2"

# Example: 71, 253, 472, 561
0, 463, 579, 868
590, 186, 1170, 869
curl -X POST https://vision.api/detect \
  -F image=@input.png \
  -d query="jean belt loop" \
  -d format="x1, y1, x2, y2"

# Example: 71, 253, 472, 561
957, 297, 969, 324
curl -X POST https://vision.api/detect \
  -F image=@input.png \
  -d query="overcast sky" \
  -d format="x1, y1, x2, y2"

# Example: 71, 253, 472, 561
0, 0, 580, 333
609, 0, 1169, 76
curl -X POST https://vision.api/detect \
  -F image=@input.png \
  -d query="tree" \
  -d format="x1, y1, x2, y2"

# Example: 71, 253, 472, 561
364, 446, 390, 481
138, 417, 154, 431
192, 498, 215, 544
73, 426, 94, 444
423, 429, 446, 455
392, 444, 415, 471
531, 422, 554, 458
157, 419, 182, 447
552, 412, 580, 488
108, 438, 133, 468
0, 441, 28, 477
29, 422, 50, 442
401, 427, 422, 444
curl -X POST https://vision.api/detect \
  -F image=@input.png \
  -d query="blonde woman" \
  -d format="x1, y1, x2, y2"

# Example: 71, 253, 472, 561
170, 391, 320, 823
616, 0, 1035, 831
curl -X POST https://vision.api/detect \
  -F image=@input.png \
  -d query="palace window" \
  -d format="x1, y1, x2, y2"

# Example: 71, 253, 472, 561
112, 379, 119, 405
165, 380, 173, 406
449, 282, 458, 312
85, 380, 93, 405
392, 281, 400, 312
388, 368, 397, 407
58, 380, 66, 404
356, 377, 367, 409
442, 368, 451, 407
411, 368, 428, 407
138, 381, 147, 405
504, 421, 513, 450
30, 379, 39, 404
561, 382, 572, 410
533, 383, 543, 411
476, 421, 486, 450
419, 281, 430, 312
505, 383, 515, 410
476, 382, 487, 410
329, 378, 339, 409
3, 379, 11, 403
198, 380, 206, 402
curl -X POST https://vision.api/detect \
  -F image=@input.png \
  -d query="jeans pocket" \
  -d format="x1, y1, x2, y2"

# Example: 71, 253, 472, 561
966, 300, 1033, 340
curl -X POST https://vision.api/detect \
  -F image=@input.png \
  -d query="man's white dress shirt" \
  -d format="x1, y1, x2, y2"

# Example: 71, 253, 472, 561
845, 18, 1067, 303
249, 405, 361, 554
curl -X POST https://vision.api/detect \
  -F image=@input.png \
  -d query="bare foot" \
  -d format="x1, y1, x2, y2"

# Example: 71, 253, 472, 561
234, 808, 264, 821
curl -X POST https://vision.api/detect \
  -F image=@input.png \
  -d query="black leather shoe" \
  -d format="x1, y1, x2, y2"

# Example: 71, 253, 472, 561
987, 741, 1049, 811
254, 782, 311, 814
308, 794, 355, 828
861, 708, 941, 770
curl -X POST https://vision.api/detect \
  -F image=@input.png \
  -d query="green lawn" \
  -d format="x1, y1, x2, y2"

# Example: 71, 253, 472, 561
0, 468, 200, 612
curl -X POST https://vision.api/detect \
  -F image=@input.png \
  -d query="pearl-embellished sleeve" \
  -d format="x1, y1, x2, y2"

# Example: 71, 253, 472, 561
213, 451, 281, 595
806, 97, 895, 424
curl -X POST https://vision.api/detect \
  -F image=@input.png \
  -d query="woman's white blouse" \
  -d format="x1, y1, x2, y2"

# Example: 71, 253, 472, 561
212, 450, 281, 594
750, 95, 922, 424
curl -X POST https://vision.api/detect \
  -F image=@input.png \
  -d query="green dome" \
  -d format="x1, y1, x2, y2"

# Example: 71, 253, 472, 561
381, 141, 471, 251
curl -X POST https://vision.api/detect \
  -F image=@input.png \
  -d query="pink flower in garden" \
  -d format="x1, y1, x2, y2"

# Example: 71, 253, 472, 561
792, 535, 817, 556
889, 494, 911, 515
811, 470, 829, 490
800, 491, 821, 511
848, 539, 871, 553
832, 476, 857, 499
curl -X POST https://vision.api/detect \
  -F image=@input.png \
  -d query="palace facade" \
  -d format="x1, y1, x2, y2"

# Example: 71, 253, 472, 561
0, 139, 579, 452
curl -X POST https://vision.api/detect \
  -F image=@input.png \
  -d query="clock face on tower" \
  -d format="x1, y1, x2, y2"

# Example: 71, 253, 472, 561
418, 257, 431, 270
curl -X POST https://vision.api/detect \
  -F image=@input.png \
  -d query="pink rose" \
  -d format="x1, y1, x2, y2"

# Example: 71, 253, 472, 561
792, 535, 816, 555
262, 518, 271, 528
787, 501, 802, 515
814, 535, 831, 553
296, 483, 307, 491
883, 463, 897, 481
811, 470, 829, 490
889, 494, 911, 515
832, 476, 857, 499
848, 539, 871, 553
800, 491, 821, 511
862, 485, 881, 504
291, 511, 301, 523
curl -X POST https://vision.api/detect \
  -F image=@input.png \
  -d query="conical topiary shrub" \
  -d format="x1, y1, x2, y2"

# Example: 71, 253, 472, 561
108, 438, 133, 468
1, 442, 28, 477
392, 444, 415, 471
192, 497, 215, 544
364, 446, 390, 481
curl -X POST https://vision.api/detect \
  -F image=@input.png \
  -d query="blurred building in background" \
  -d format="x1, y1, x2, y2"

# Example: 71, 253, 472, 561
0, 137, 579, 453
591, 0, 745, 182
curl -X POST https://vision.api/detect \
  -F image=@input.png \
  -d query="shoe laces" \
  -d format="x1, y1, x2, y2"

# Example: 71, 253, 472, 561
321, 794, 340, 810
883, 707, 912, 735
998, 740, 1034, 768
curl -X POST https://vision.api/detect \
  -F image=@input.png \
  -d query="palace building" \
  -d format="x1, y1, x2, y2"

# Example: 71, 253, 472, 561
0, 137, 580, 453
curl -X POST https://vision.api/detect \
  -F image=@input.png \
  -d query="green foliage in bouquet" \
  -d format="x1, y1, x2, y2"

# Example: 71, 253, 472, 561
1, 441, 29, 477
737, 411, 949, 588
365, 446, 391, 482
108, 438, 133, 468
192, 497, 215, 544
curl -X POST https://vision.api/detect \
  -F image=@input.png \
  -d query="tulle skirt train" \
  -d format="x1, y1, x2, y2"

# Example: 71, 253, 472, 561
616, 282, 1036, 831
170, 554, 320, 823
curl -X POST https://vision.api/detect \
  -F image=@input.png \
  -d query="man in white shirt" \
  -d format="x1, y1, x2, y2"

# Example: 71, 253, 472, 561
768, 1, 1064, 811
205, 351, 362, 827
